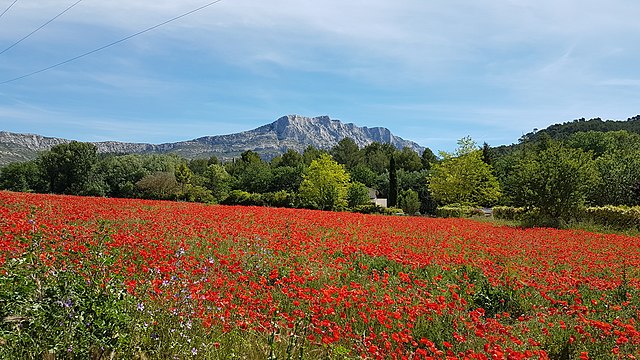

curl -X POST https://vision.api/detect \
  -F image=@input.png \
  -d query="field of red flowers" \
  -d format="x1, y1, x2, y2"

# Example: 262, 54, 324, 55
1, 191, 639, 359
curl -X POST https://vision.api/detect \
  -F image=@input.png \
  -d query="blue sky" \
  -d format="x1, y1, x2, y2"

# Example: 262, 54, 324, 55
0, 0, 639, 152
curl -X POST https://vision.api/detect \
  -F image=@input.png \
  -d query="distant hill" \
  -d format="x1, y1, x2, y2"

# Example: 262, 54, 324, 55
0, 115, 424, 166
520, 115, 640, 142
492, 114, 640, 157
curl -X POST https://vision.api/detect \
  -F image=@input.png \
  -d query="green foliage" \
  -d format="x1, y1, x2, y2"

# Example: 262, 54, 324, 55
180, 184, 214, 203
346, 182, 371, 208
261, 190, 294, 208
398, 189, 420, 215
394, 147, 422, 172
435, 205, 484, 218
187, 158, 211, 175
0, 160, 47, 192
98, 155, 147, 198
136, 172, 180, 200
592, 149, 640, 206
203, 164, 233, 202
174, 163, 193, 187
429, 138, 501, 207
580, 206, 640, 230
331, 138, 362, 169
481, 142, 494, 166
298, 154, 350, 210
351, 204, 404, 216
420, 148, 438, 170
221, 190, 264, 206
271, 149, 304, 168
269, 165, 304, 193
362, 142, 395, 174
492, 206, 526, 221
388, 154, 398, 207
348, 164, 377, 188
228, 155, 273, 194
38, 142, 100, 195
520, 115, 640, 143
504, 141, 599, 227
302, 145, 328, 166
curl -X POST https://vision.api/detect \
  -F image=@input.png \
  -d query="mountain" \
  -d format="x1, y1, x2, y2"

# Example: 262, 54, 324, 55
0, 115, 424, 165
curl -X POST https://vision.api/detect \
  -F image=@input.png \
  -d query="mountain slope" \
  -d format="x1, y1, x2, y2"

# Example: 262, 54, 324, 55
0, 115, 424, 165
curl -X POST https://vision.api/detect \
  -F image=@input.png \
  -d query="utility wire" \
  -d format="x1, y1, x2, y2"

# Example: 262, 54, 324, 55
0, 0, 224, 85
0, 0, 19, 20
1, 0, 84, 55
0, 0, 82, 55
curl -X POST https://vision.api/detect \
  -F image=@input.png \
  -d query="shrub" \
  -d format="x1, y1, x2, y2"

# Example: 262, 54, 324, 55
492, 206, 526, 221
262, 191, 293, 208
436, 205, 483, 218
221, 190, 264, 206
399, 189, 421, 215
580, 206, 640, 230
351, 205, 404, 216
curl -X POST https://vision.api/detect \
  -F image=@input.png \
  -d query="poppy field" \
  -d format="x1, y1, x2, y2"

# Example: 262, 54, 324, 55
1, 191, 639, 359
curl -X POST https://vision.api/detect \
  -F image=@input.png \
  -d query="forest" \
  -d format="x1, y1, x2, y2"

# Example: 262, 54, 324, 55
1, 119, 640, 229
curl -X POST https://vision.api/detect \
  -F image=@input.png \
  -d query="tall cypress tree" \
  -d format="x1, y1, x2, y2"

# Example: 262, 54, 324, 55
388, 154, 398, 207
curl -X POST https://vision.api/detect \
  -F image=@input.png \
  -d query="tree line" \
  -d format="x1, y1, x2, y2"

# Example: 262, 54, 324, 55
0, 139, 439, 215
2, 128, 639, 226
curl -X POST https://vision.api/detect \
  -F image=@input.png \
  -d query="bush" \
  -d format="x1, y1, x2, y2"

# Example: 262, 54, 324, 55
580, 206, 640, 230
221, 190, 264, 206
492, 206, 526, 221
180, 184, 214, 203
347, 182, 371, 208
351, 205, 404, 216
436, 205, 483, 218
399, 189, 420, 215
262, 191, 293, 208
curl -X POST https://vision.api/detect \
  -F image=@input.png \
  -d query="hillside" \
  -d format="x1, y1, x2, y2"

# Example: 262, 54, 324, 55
0, 115, 423, 165
520, 115, 640, 142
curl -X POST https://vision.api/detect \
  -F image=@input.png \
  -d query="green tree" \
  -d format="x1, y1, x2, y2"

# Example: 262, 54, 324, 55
38, 142, 101, 195
398, 170, 437, 215
481, 142, 494, 166
349, 164, 377, 188
175, 163, 193, 188
362, 142, 394, 174
0, 160, 47, 192
269, 165, 304, 193
592, 150, 640, 206
388, 154, 398, 207
331, 138, 362, 169
429, 137, 501, 207
136, 172, 180, 200
272, 149, 304, 168
347, 182, 371, 208
187, 158, 211, 175
399, 189, 421, 215
395, 147, 423, 172
421, 148, 438, 170
298, 154, 350, 210
302, 145, 328, 165
203, 164, 233, 202
98, 155, 147, 198
504, 141, 599, 226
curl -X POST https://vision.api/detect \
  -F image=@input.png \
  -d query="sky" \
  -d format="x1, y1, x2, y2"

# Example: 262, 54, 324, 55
0, 0, 639, 152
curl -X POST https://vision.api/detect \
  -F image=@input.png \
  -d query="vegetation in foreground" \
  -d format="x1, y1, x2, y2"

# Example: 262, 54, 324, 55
1, 191, 639, 359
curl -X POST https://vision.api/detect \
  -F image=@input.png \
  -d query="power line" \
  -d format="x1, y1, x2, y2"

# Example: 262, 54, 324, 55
0, 0, 19, 20
0, 0, 224, 85
1, 0, 84, 56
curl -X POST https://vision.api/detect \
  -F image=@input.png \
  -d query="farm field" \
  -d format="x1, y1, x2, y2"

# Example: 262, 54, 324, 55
1, 191, 639, 359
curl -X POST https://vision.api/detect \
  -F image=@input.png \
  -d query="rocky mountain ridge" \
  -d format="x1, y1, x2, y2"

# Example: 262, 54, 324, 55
0, 115, 424, 165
